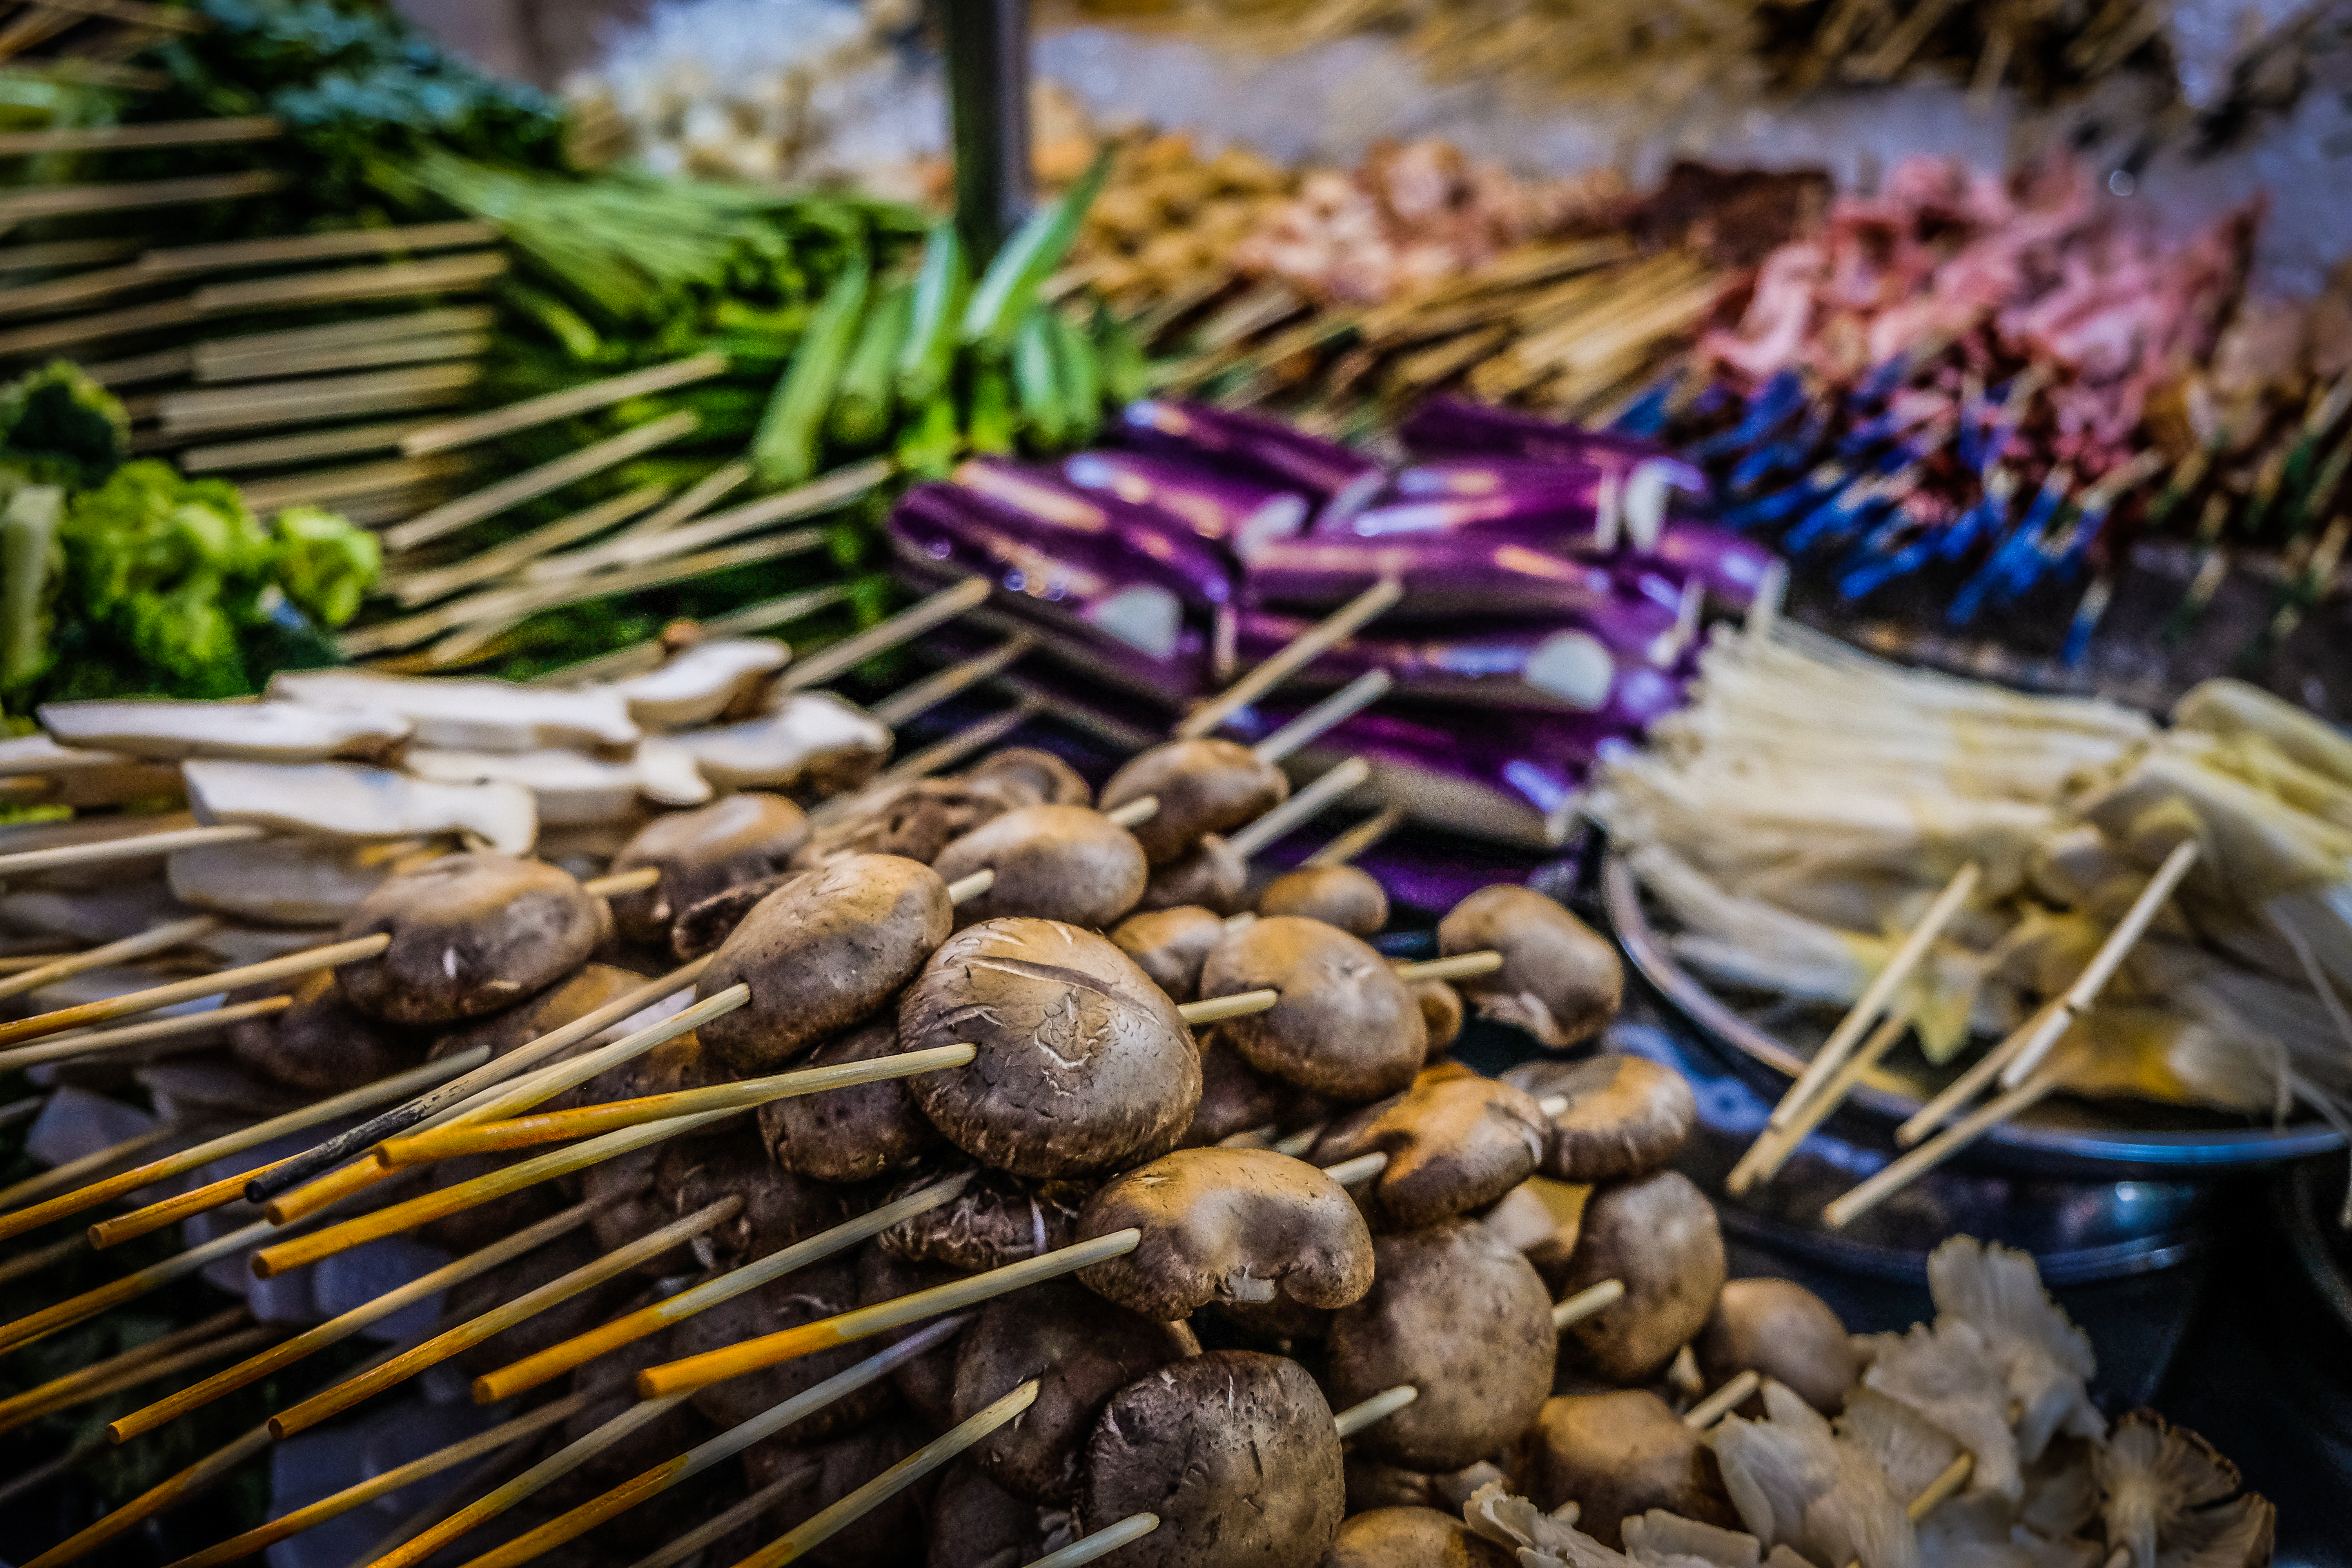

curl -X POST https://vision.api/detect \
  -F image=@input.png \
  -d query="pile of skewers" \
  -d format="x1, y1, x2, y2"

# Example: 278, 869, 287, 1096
1593, 615, 2352, 1223
0, 611, 2275, 1568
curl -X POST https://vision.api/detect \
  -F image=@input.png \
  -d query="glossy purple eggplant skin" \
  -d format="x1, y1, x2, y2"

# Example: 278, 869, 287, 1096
1397, 396, 1685, 470
1114, 398, 1384, 512
1236, 610, 1690, 724
951, 458, 1237, 607
886, 482, 1215, 699
1061, 448, 1311, 554
1240, 531, 1648, 621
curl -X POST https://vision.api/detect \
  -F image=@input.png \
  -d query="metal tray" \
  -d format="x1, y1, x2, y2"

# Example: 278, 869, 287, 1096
1604, 851, 2343, 1178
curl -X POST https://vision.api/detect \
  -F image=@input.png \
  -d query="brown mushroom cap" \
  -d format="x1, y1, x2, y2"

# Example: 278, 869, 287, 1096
671, 1254, 895, 1437
899, 917, 1200, 1178
1133, 833, 1250, 916
1100, 738, 1289, 865
1110, 905, 1227, 1000
668, 869, 808, 962
1318, 1508, 1517, 1568
1697, 1278, 1857, 1416
968, 747, 1091, 807
742, 1412, 938, 1568
432, 962, 650, 1074
878, 1165, 1089, 1276
232, 969, 430, 1094
800, 775, 1029, 866
1412, 978, 1464, 1056
951, 1276, 1197, 1504
1309, 1071, 1549, 1230
1501, 1054, 1698, 1182
1554, 1169, 1726, 1385
696, 853, 952, 1076
1076, 1146, 1373, 1321
927, 1460, 1056, 1568
759, 1016, 939, 1185
859, 1240, 966, 1427
1343, 1459, 1509, 1518
336, 853, 604, 1024
608, 792, 810, 945
1258, 864, 1388, 936
1178, 1028, 1287, 1147
1200, 916, 1426, 1103
654, 1126, 861, 1274
1324, 1217, 1555, 1474
930, 804, 1148, 929
1436, 884, 1622, 1048
1083, 1350, 1343, 1568
1518, 1390, 1739, 1547
582, 1140, 690, 1276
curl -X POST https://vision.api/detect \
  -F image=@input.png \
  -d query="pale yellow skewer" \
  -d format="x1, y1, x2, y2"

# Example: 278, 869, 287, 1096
1250, 669, 1392, 764
0, 915, 218, 1004
1552, 1278, 1625, 1330
1018, 1515, 1163, 1567
1682, 1369, 1760, 1429
384, 409, 702, 553
1730, 1008, 1913, 1194
1825, 1065, 2068, 1231
1999, 839, 2199, 1090
401, 352, 728, 457
0, 1305, 245, 1433
0, 1125, 179, 1216
0, 933, 387, 1052
0, 822, 261, 878
1177, 577, 1402, 739
1224, 756, 1372, 860
1332, 1384, 1417, 1438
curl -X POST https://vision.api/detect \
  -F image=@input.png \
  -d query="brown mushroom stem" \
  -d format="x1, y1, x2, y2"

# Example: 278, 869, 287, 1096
419, 1317, 971, 1568
1177, 577, 1402, 740
1393, 951, 1503, 984
1226, 756, 1371, 860
1766, 861, 1978, 1132
1022, 1514, 1163, 1567
1680, 1370, 1760, 1430
1552, 1278, 1625, 1330
733, 1379, 1040, 1568
1334, 1384, 1420, 1439
472, 1173, 973, 1405
1252, 668, 1392, 764
1323, 1152, 1390, 1188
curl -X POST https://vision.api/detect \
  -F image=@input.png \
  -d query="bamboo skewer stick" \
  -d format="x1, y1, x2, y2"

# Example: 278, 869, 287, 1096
1999, 839, 2198, 1089
1552, 1278, 1625, 1330
732, 1380, 1040, 1568
248, 958, 712, 1205
193, 302, 495, 363
1178, 578, 1402, 739
858, 698, 1045, 794
0, 914, 217, 1004
0, 171, 283, 227
378, 1042, 977, 1168
1302, 803, 1407, 868
158, 1384, 606, 1568
141, 221, 497, 276
1251, 669, 1391, 764
1766, 864, 1980, 1132
1826, 1065, 2068, 1230
0, 1045, 490, 1246
0, 1323, 276, 1436
1225, 756, 1372, 860
1392, 951, 1503, 984
779, 578, 995, 693
615, 459, 753, 539
198, 328, 490, 384
105, 1201, 595, 1443
401, 352, 730, 457
446, 1319, 967, 1568
1176, 989, 1280, 1025
1019, 1515, 1163, 1567
1730, 1008, 1913, 1194
471, 1173, 973, 1405
381, 485, 672, 608
0, 933, 388, 1052
0, 294, 201, 356
1682, 1369, 1760, 1430
0, 1212, 299, 1357
383, 408, 700, 553
1332, 1384, 1417, 1439
868, 633, 1038, 729
1896, 995, 2063, 1148
637, 1231, 1142, 1401
156, 363, 483, 437
0, 982, 286, 1074
531, 458, 895, 583
0, 1232, 85, 1289
621, 1460, 830, 1568
0, 1305, 245, 1432
88, 1151, 299, 1249
1834, 1454, 1975, 1568
267, 1197, 743, 1441
0, 821, 261, 877
0, 1125, 180, 1216
0, 238, 142, 273
187, 250, 506, 314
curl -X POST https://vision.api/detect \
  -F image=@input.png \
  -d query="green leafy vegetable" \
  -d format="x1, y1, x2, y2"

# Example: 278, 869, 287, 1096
0, 361, 127, 490
897, 223, 969, 405
960, 149, 1114, 358
827, 281, 912, 450
753, 256, 870, 489
271, 506, 379, 629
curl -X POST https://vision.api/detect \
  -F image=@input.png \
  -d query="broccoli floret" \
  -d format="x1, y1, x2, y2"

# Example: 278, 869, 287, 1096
0, 360, 127, 490
270, 505, 379, 628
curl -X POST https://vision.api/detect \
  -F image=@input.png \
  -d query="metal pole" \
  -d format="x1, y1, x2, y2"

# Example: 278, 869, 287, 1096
941, 0, 1032, 260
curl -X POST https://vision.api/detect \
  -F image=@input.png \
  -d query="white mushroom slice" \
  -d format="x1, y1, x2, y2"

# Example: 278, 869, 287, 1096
268, 670, 639, 755
38, 699, 414, 764
169, 837, 410, 926
0, 732, 140, 776
0, 733, 181, 811
183, 760, 537, 854
633, 738, 710, 808
669, 692, 891, 793
405, 745, 710, 826
608, 638, 790, 730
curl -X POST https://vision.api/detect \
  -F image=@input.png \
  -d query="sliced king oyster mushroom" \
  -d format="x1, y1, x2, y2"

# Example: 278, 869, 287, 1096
668, 692, 892, 793
38, 699, 413, 764
169, 836, 419, 925
183, 760, 537, 853
405, 740, 710, 824
267, 669, 639, 755
607, 638, 790, 730
0, 733, 181, 808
